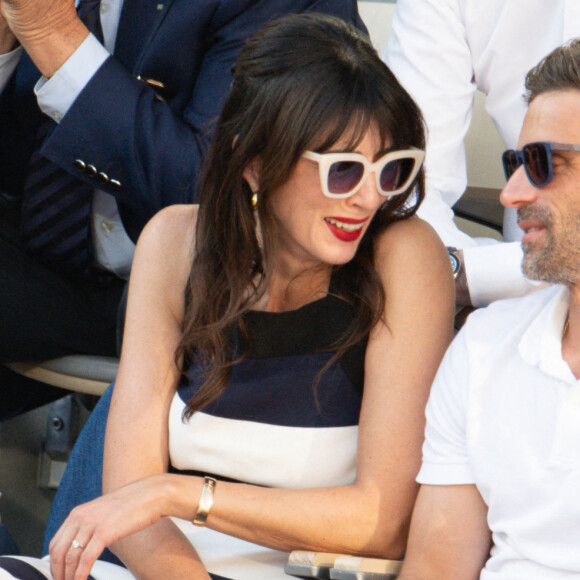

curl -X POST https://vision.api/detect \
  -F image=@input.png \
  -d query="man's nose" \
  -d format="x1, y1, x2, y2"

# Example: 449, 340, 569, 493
499, 165, 540, 209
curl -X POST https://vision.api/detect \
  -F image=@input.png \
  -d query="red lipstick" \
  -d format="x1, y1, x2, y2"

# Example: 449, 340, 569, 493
324, 217, 368, 242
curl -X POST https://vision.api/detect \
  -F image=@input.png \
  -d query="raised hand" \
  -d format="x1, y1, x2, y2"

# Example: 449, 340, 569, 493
0, 0, 88, 76
0, 4, 17, 53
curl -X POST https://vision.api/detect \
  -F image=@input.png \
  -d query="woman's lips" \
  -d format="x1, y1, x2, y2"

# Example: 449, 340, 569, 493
324, 217, 368, 242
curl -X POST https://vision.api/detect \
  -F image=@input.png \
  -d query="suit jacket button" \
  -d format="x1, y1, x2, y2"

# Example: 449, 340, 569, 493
87, 164, 98, 176
73, 159, 86, 171
110, 179, 122, 189
98, 172, 110, 184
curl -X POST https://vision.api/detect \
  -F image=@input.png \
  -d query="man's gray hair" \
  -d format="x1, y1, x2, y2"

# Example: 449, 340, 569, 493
525, 38, 580, 103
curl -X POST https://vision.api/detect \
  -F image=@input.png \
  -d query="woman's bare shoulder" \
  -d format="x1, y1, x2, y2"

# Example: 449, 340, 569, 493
139, 204, 197, 254
140, 205, 198, 246
374, 216, 447, 268
133, 205, 198, 281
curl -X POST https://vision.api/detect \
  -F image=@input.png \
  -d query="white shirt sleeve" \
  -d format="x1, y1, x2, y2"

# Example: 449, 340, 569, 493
34, 33, 109, 123
463, 242, 537, 307
385, 0, 474, 212
0, 45, 22, 94
417, 328, 475, 485
384, 0, 535, 305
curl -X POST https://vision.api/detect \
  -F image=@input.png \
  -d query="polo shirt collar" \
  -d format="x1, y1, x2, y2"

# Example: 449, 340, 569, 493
518, 285, 575, 382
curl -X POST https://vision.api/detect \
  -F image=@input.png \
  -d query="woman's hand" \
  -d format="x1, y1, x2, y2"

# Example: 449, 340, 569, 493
49, 475, 172, 580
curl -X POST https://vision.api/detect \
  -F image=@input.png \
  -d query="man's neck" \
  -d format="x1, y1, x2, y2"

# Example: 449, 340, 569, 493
562, 284, 580, 378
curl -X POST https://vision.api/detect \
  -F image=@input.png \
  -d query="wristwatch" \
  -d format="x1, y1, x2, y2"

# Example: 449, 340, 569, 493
446, 247, 462, 279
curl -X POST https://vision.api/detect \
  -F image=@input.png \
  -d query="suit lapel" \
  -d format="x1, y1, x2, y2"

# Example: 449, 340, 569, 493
114, 0, 176, 71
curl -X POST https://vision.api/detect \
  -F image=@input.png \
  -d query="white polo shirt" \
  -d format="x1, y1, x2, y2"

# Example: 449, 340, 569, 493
419, 285, 580, 578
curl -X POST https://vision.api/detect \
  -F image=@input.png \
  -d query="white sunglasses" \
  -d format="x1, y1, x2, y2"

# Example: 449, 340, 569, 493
302, 148, 425, 199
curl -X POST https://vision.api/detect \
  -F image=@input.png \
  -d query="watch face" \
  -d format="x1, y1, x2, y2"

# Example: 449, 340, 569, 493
448, 251, 460, 275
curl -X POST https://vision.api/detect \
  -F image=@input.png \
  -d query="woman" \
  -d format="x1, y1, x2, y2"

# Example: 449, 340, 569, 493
1, 13, 454, 580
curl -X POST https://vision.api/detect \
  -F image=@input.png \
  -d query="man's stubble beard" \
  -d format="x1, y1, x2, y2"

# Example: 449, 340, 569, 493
520, 206, 580, 285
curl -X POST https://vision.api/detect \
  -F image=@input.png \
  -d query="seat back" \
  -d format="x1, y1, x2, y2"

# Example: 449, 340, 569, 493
5, 355, 118, 396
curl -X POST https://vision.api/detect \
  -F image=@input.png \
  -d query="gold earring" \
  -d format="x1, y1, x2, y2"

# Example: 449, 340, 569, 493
249, 181, 259, 208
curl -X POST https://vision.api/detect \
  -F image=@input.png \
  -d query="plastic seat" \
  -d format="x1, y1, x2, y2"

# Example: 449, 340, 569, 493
5, 355, 118, 396
286, 550, 402, 579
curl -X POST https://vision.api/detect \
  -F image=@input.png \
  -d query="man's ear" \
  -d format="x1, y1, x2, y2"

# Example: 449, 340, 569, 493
242, 158, 262, 193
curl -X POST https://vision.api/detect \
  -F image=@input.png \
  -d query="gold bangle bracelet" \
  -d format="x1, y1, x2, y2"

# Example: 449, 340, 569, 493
193, 476, 217, 526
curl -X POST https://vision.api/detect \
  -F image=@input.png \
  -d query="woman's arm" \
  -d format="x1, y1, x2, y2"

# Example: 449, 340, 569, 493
50, 216, 454, 576
49, 205, 211, 580
101, 204, 205, 577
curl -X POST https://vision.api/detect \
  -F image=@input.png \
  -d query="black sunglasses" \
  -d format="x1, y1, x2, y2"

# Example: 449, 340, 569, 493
502, 141, 580, 187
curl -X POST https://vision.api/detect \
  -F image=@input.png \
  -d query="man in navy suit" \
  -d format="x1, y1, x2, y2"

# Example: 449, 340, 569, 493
0, 0, 364, 416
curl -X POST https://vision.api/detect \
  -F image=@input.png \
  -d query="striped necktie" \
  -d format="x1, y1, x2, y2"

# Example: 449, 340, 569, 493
20, 0, 103, 280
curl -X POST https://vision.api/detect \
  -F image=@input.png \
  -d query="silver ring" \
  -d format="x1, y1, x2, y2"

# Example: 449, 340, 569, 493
71, 539, 85, 550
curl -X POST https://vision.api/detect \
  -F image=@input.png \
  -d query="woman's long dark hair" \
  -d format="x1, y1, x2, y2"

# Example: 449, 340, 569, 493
176, 13, 426, 418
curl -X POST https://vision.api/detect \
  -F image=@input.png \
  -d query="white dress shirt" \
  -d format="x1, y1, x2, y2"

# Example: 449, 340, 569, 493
420, 285, 580, 578
384, 0, 580, 306
0, 45, 20, 92
0, 0, 136, 279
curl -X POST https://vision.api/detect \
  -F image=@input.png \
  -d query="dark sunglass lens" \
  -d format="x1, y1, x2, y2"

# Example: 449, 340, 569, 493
524, 144, 550, 185
380, 158, 413, 192
502, 150, 520, 179
327, 161, 365, 194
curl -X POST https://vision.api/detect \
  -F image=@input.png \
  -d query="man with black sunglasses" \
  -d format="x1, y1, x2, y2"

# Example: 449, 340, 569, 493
397, 40, 580, 579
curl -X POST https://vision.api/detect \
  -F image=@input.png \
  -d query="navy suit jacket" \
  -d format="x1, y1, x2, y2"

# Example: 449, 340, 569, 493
0, 0, 364, 242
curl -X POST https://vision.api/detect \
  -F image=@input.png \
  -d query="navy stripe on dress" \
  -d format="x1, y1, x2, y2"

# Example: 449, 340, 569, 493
179, 353, 361, 427
178, 291, 367, 427
0, 557, 96, 580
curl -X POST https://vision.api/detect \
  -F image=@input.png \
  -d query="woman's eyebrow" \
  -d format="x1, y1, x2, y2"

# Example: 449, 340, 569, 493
372, 145, 398, 160
319, 143, 396, 159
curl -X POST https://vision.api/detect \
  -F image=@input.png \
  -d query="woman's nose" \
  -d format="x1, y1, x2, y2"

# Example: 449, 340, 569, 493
348, 172, 383, 210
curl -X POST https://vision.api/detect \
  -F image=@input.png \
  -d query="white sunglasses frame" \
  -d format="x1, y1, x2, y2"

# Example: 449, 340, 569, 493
302, 147, 425, 199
